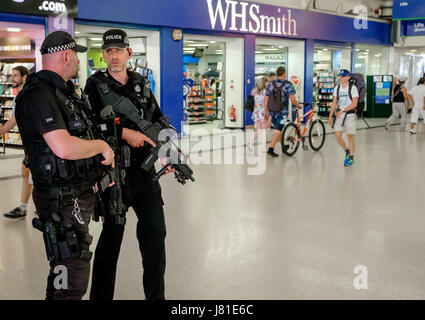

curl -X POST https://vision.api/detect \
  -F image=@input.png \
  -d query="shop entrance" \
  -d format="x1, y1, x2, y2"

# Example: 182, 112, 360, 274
255, 38, 305, 120
75, 25, 160, 103
0, 21, 45, 150
183, 34, 243, 136
313, 44, 352, 118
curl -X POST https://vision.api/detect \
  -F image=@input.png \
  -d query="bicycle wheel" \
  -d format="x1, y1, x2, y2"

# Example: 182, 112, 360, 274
309, 119, 326, 151
281, 122, 300, 156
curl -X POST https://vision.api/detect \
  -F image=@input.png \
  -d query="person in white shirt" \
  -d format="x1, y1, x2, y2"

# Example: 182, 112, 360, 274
329, 69, 359, 167
408, 78, 425, 134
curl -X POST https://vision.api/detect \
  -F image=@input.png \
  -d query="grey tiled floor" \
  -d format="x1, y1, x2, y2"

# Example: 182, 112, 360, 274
1, 123, 425, 299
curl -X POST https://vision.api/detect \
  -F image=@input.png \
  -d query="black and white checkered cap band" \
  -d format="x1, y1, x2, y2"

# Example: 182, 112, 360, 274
41, 41, 76, 54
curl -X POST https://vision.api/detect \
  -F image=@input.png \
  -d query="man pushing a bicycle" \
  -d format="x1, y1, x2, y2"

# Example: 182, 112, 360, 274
329, 69, 359, 167
264, 66, 301, 157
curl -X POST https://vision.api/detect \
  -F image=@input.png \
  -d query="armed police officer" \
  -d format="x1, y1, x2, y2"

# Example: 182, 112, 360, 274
14, 31, 115, 300
84, 29, 172, 300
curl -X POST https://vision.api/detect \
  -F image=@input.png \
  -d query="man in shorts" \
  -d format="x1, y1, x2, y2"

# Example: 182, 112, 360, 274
329, 69, 359, 167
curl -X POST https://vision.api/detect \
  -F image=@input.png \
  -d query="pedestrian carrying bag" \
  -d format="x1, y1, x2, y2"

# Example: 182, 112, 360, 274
244, 95, 255, 112
391, 85, 403, 103
267, 80, 289, 112
336, 73, 365, 117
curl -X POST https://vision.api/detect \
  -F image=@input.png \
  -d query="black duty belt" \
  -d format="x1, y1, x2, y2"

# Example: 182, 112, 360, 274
59, 184, 93, 201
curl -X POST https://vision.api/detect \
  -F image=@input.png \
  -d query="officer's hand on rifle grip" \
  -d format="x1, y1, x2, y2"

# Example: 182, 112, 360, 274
160, 158, 176, 176
122, 128, 156, 148
100, 141, 115, 168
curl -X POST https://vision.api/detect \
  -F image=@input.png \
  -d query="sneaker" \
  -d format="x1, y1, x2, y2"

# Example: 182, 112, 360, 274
344, 156, 354, 167
4, 207, 27, 219
384, 124, 389, 130
267, 148, 279, 157
409, 129, 416, 134
345, 152, 350, 162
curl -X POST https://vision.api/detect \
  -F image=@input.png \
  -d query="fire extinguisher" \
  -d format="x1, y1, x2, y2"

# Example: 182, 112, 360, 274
229, 105, 236, 122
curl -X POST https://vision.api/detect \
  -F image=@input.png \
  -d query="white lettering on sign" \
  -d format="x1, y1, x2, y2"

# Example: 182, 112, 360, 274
400, 2, 408, 6
255, 53, 286, 63
206, 0, 297, 36
106, 35, 123, 41
414, 22, 425, 33
39, 1, 66, 13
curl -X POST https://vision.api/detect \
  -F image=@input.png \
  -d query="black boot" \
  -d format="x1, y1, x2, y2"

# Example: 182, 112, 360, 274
267, 147, 279, 157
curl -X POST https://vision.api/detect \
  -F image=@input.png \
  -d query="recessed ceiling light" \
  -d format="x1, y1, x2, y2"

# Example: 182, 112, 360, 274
75, 31, 80, 34
323, 48, 328, 51
90, 38, 102, 41
7, 27, 21, 32
278, 46, 284, 48
264, 48, 278, 51
188, 44, 209, 47
210, 41, 216, 44
184, 40, 195, 43
255, 51, 262, 54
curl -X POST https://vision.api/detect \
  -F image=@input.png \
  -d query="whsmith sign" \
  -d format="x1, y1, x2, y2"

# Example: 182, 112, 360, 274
78, 0, 391, 45
206, 0, 298, 36
2, 0, 78, 17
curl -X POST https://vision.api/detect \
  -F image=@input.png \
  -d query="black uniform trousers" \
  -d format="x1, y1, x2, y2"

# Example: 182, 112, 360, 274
90, 167, 166, 300
32, 187, 95, 300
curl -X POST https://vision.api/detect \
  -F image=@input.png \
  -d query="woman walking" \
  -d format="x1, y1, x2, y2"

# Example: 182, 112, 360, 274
385, 76, 410, 131
248, 77, 269, 151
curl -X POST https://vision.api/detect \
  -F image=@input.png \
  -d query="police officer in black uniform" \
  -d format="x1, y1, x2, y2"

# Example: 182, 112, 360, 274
84, 29, 173, 300
14, 31, 115, 300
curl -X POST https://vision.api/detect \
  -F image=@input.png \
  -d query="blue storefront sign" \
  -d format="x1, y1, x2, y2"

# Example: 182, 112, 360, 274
78, 0, 391, 45
401, 19, 425, 36
393, 0, 425, 21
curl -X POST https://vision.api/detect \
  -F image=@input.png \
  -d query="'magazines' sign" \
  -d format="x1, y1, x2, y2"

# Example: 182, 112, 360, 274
207, 0, 298, 36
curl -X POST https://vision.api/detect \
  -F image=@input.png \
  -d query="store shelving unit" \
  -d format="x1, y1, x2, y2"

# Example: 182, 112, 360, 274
204, 88, 215, 121
186, 81, 207, 124
314, 68, 335, 118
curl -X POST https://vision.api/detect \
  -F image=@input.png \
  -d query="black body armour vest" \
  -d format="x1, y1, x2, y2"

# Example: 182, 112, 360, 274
91, 70, 155, 122
16, 73, 104, 188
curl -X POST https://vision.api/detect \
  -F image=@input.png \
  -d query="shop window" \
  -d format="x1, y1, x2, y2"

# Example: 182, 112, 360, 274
354, 44, 389, 77
183, 39, 225, 128
313, 45, 351, 117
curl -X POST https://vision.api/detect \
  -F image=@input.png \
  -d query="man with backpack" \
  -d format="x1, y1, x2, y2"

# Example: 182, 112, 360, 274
329, 69, 359, 167
264, 66, 301, 157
